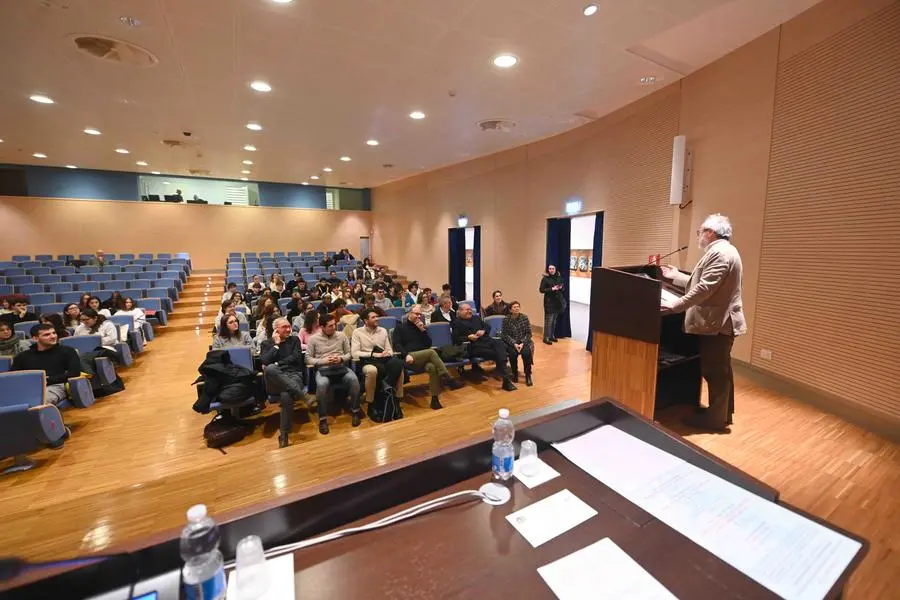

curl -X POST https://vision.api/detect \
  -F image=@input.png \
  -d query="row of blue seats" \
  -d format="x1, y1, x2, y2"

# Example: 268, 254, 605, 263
228, 251, 335, 258
0, 257, 190, 270
1, 265, 188, 278
7, 252, 189, 261
11, 296, 172, 321
1, 273, 183, 286
1, 280, 181, 298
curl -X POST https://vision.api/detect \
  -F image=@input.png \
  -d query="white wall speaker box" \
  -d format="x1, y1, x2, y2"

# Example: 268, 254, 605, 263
669, 135, 692, 206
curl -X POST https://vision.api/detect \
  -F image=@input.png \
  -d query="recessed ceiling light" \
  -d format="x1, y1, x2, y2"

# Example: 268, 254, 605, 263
0, 138, 4, 143
409, 111, 426, 120
339, 156, 351, 162
310, 175, 320, 180
249, 81, 272, 93
242, 170, 251, 174
243, 144, 257, 151
119, 16, 142, 27
163, 181, 170, 185
492, 54, 518, 68
33, 152, 47, 158
65, 165, 77, 169
136, 160, 148, 166
246, 122, 263, 131
83, 128, 102, 136
242, 159, 253, 165
366, 139, 379, 146
115, 148, 129, 154
583, 4, 599, 16
301, 181, 309, 185
323, 167, 334, 173
640, 75, 657, 85
240, 177, 249, 181
271, 0, 293, 3
151, 171, 161, 175
30, 94, 54, 104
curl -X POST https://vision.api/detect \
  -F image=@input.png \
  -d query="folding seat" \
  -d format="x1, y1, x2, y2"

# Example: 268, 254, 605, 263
17, 283, 44, 295
64, 274, 87, 283
34, 254, 53, 262
0, 285, 12, 295
10, 276, 35, 287
59, 292, 84, 304
125, 265, 143, 273
29, 293, 56, 306
0, 262, 19, 270
77, 254, 94, 261
13, 256, 33, 263
157, 253, 172, 259
137, 297, 169, 326
110, 259, 130, 267
138, 253, 153, 260
37, 302, 66, 315
89, 273, 113, 282
79, 266, 100, 274
119, 253, 135, 260
56, 254, 74, 262
104, 266, 123, 273
14, 321, 40, 338
37, 275, 61, 284
110, 314, 144, 353
144, 264, 164, 272
132, 259, 150, 266
53, 266, 76, 275
49, 283, 73, 293
26, 267, 50, 275
245, 252, 257, 258
287, 251, 299, 257
114, 273, 135, 281
129, 280, 153, 290
3, 268, 25, 276
60, 336, 120, 386
0, 372, 70, 474
154, 279, 179, 301
259, 252, 272, 258
144, 289, 173, 314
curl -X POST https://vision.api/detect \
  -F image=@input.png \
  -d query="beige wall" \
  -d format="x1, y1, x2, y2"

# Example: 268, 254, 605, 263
373, 0, 899, 423
0, 196, 372, 269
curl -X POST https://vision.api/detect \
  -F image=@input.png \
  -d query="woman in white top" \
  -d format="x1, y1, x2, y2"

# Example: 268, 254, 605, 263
75, 308, 119, 348
415, 291, 434, 324
118, 296, 148, 342
87, 296, 112, 318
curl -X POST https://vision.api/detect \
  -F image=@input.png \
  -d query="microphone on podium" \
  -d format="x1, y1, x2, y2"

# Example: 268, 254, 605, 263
648, 246, 688, 265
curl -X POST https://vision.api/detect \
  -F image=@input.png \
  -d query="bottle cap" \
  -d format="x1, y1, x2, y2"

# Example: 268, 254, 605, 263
186, 504, 207, 522
499, 408, 509, 419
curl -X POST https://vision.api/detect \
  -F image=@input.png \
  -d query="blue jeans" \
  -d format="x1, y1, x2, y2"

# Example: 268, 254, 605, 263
315, 369, 361, 419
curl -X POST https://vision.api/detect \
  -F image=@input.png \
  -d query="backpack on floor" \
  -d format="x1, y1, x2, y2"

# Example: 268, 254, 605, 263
204, 413, 249, 449
367, 381, 402, 423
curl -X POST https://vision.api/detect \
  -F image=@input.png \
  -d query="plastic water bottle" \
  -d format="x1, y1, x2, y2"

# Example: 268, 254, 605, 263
492, 408, 515, 481
180, 504, 226, 600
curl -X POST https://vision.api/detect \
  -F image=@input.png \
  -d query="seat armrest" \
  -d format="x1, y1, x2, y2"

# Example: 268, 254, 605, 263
67, 376, 96, 408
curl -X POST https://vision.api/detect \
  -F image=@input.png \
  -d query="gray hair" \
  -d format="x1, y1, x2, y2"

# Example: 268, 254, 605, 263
701, 214, 733, 240
273, 317, 290, 329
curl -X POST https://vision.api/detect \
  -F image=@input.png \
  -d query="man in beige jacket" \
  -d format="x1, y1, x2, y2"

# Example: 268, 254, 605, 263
660, 214, 746, 431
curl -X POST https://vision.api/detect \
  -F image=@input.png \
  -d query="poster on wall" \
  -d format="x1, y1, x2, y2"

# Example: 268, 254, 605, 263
569, 250, 593, 278
465, 249, 474, 267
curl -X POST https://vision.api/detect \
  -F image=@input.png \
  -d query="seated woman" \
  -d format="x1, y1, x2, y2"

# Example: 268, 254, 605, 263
387, 284, 402, 307
75, 308, 119, 349
63, 303, 81, 329
118, 296, 148, 341
415, 291, 435, 324
102, 291, 125, 315
404, 281, 420, 308
40, 313, 70, 339
216, 300, 248, 331
78, 293, 93, 312
212, 313, 253, 349
229, 291, 249, 312
297, 310, 320, 351
500, 300, 535, 387
254, 313, 276, 350
269, 273, 285, 293
87, 295, 112, 318
351, 282, 366, 303
0, 321, 30, 358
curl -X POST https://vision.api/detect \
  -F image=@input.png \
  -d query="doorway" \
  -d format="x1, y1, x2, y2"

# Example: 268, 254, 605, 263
448, 225, 481, 308
359, 236, 370, 261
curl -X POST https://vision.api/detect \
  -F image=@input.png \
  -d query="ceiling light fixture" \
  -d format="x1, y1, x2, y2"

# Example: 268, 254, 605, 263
242, 170, 251, 174
243, 144, 257, 151
409, 111, 426, 120
492, 54, 518, 68
249, 81, 272, 93
119, 16, 142, 27
65, 165, 77, 169
246, 122, 263, 131
136, 160, 148, 166
583, 4, 599, 16
323, 167, 333, 172
84, 128, 102, 136
310, 175, 320, 180
242, 159, 253, 165
271, 0, 294, 3
240, 177, 249, 181
115, 148, 129, 154
33, 152, 47, 158
301, 182, 309, 185
640, 76, 657, 85
366, 139, 379, 146
151, 171, 161, 175
340, 156, 351, 162
29, 94, 54, 104
163, 181, 170, 185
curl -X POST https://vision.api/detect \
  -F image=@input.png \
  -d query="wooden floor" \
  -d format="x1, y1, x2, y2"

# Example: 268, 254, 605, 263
2, 328, 898, 598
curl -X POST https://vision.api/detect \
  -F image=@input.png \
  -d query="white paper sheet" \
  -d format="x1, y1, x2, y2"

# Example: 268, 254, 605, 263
554, 426, 862, 600
506, 489, 597, 547
513, 456, 561, 489
226, 553, 295, 600
660, 289, 681, 305
538, 537, 678, 600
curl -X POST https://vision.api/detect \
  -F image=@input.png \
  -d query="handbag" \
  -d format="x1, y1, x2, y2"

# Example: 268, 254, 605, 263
318, 364, 349, 378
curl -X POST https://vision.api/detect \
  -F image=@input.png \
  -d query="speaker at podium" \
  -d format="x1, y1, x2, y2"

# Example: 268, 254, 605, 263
589, 264, 700, 419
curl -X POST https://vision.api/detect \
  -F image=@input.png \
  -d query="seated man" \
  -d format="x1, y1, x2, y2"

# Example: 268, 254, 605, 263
315, 278, 330, 297
484, 289, 511, 316
87, 249, 107, 269
246, 275, 265, 301
306, 314, 361, 431
392, 306, 462, 410
325, 270, 341, 287
221, 282, 239, 303
0, 297, 38, 326
358, 293, 386, 318
351, 310, 404, 410
430, 295, 456, 324
441, 284, 460, 310
285, 272, 306, 294
452, 304, 516, 391
259, 318, 306, 448
372, 286, 393, 312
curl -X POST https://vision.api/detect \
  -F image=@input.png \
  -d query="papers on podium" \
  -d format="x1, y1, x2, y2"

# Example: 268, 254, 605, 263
538, 537, 677, 600
554, 426, 862, 600
506, 489, 597, 547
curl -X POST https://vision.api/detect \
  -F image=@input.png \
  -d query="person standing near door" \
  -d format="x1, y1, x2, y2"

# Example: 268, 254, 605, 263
539, 265, 565, 345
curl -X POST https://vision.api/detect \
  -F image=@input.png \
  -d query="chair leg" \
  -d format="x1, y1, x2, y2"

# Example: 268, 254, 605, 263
3, 455, 37, 475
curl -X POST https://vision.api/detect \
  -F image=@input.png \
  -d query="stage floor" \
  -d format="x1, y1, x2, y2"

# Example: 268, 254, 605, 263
1, 330, 898, 599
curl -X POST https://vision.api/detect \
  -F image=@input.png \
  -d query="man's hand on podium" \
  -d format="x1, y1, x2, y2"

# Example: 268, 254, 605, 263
659, 264, 678, 280
660, 295, 675, 312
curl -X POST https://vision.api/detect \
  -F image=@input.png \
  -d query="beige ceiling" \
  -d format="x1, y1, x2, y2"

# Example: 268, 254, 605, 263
0, 0, 823, 188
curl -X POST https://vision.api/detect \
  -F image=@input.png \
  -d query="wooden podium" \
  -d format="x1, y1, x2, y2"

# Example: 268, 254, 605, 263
589, 265, 701, 419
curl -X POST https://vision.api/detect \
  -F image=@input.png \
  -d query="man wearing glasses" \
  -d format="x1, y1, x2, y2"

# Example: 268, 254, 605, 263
660, 213, 746, 431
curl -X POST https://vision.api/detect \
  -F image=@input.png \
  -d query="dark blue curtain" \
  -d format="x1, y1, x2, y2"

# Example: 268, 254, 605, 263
472, 226, 481, 312
586, 212, 605, 352
448, 228, 466, 302
545, 218, 572, 339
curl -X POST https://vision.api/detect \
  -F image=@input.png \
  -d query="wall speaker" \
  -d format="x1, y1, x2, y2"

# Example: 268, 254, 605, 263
669, 135, 692, 206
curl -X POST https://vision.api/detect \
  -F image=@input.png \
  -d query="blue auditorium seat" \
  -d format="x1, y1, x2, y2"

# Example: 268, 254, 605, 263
34, 255, 53, 262
14, 321, 40, 338
111, 314, 144, 353
26, 267, 51, 275
0, 285, 12, 295
10, 276, 35, 286
119, 253, 135, 260
0, 371, 68, 474
79, 266, 100, 274
60, 335, 118, 389
48, 283, 73, 293
385, 307, 406, 319
59, 292, 84, 304
484, 315, 505, 339
37, 303, 66, 315
37, 275, 61, 284
137, 298, 168, 326
28, 293, 56, 306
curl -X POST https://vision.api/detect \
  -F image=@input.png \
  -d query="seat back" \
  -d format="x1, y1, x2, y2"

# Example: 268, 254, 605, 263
14, 321, 40, 338
0, 356, 11, 372
48, 283, 73, 293
10, 276, 35, 287
427, 322, 452, 347
37, 303, 66, 315
61, 335, 101, 354
114, 273, 135, 281
53, 266, 76, 275
58, 292, 84, 304
484, 315, 505, 338
0, 370, 45, 409
64, 274, 87, 282
385, 307, 406, 319
37, 275, 61, 284
79, 266, 100, 274
35, 254, 53, 262
29, 293, 56, 306
224, 346, 254, 370
377, 316, 398, 331
26, 267, 51, 275
110, 314, 135, 334
17, 283, 44, 295
0, 284, 12, 295
89, 273, 113, 282
278, 298, 291, 313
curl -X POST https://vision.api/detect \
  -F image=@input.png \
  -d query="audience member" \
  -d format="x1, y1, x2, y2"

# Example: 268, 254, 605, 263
270, 278, 288, 299
484, 289, 511, 316
217, 299, 248, 330
40, 313, 70, 339
285, 272, 306, 294
0, 297, 37, 326
351, 310, 404, 409
306, 313, 361, 432
501, 300, 534, 386
63, 303, 81, 329
404, 281, 420, 308
334, 248, 355, 261
0, 321, 30, 358
102, 291, 125, 315
351, 283, 365, 302
325, 270, 340, 287
0, 296, 10, 314
212, 314, 253, 349
259, 318, 305, 448
13, 322, 80, 417
331, 298, 353, 320
392, 306, 463, 409
440, 284, 459, 310
314, 278, 330, 297
430, 295, 456, 324
422, 287, 436, 305
415, 292, 434, 324
87, 249, 107, 269
222, 282, 239, 303
78, 293, 92, 311
540, 264, 566, 345
297, 311, 321, 351
87, 296, 111, 318
118, 297, 148, 341
245, 275, 265, 303
321, 254, 335, 269
229, 292, 249, 312
452, 304, 516, 391
75, 308, 118, 349
373, 287, 393, 311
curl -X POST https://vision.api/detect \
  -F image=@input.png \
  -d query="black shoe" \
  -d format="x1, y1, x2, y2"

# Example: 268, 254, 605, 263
470, 363, 485, 375
352, 411, 362, 427
510, 371, 519, 383
442, 375, 464, 390
525, 374, 533, 387
319, 419, 330, 435
430, 395, 443, 410
550, 337, 558, 342
543, 339, 553, 345
682, 413, 728, 432
502, 377, 518, 392
278, 433, 290, 448
49, 426, 71, 450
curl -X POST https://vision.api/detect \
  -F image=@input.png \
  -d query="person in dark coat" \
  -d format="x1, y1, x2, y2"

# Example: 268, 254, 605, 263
451, 304, 516, 391
259, 318, 306, 447
539, 265, 565, 345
